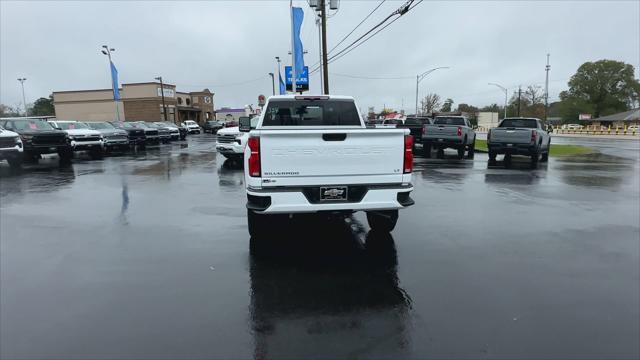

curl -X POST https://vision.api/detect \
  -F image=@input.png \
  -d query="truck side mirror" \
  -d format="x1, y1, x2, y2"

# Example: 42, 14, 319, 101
239, 117, 251, 132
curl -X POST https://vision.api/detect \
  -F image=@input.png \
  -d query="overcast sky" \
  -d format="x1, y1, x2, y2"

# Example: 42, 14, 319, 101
1, 0, 638, 113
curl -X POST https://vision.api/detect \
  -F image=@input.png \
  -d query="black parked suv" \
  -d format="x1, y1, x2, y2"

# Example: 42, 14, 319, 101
110, 121, 149, 148
0, 118, 73, 163
204, 120, 223, 134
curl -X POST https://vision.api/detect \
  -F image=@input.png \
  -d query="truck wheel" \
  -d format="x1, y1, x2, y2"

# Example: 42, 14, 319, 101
436, 148, 445, 159
503, 153, 512, 168
7, 156, 23, 169
23, 151, 38, 163
541, 143, 550, 162
457, 145, 465, 159
423, 143, 431, 158
366, 210, 399, 232
467, 138, 475, 159
247, 209, 274, 238
58, 148, 73, 165
488, 150, 497, 165
530, 151, 539, 168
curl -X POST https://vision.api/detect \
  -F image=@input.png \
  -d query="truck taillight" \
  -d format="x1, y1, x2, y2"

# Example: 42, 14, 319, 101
404, 134, 413, 174
531, 130, 537, 143
457, 127, 462, 137
248, 136, 261, 177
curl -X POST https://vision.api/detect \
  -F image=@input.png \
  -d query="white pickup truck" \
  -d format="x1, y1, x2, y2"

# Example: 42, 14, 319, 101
243, 95, 414, 236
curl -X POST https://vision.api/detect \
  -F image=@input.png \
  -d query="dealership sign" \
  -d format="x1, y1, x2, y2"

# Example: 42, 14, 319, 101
579, 113, 592, 120
284, 66, 309, 92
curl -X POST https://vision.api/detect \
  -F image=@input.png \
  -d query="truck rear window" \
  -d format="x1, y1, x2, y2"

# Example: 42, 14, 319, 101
500, 119, 538, 128
262, 100, 361, 126
434, 117, 465, 125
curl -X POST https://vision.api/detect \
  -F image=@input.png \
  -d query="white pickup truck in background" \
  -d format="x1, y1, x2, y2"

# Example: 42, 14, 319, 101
243, 95, 414, 237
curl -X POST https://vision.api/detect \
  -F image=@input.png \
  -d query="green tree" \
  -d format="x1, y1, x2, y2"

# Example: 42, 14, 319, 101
30, 95, 55, 116
0, 104, 20, 117
440, 98, 454, 112
562, 60, 639, 118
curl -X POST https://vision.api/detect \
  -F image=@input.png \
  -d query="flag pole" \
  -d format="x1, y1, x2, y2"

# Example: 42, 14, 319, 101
290, 0, 297, 94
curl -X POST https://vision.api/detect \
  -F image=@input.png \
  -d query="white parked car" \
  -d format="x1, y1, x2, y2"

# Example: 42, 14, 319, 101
182, 120, 201, 134
215, 116, 258, 160
243, 95, 414, 237
0, 125, 23, 168
48, 120, 104, 159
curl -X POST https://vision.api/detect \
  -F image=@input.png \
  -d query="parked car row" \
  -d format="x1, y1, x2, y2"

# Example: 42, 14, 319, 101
0, 118, 202, 169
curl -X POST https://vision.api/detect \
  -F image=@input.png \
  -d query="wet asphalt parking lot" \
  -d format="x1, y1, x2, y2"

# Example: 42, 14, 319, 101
1, 134, 638, 359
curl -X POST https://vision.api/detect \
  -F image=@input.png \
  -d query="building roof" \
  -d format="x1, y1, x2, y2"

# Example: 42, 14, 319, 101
593, 108, 640, 122
216, 108, 245, 113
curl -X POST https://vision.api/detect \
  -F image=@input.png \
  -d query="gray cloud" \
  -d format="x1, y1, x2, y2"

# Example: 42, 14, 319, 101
1, 0, 638, 113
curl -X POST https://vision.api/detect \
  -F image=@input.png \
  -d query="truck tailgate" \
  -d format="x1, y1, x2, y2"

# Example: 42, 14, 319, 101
257, 129, 406, 187
423, 124, 459, 139
491, 128, 532, 143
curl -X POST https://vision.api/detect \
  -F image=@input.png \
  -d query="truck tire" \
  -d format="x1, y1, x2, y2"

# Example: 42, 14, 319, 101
436, 148, 445, 159
58, 148, 73, 165
503, 153, 512, 168
366, 210, 399, 232
457, 137, 467, 159
248, 209, 277, 238
467, 137, 475, 159
7, 156, 22, 169
488, 150, 497, 165
23, 151, 38, 164
530, 151, 539, 168
541, 143, 550, 162
423, 142, 431, 158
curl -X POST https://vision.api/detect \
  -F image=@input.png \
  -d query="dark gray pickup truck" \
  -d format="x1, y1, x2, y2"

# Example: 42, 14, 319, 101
422, 116, 476, 159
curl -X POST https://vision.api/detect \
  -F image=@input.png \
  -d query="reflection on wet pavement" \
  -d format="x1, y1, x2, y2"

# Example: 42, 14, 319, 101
1, 135, 638, 359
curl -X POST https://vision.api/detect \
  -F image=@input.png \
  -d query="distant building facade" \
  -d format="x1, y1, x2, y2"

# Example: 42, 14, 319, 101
215, 107, 251, 122
53, 82, 214, 124
589, 108, 639, 128
476, 112, 500, 128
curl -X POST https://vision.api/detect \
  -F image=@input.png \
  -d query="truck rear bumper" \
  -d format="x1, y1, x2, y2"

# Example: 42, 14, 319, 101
488, 142, 537, 155
246, 183, 414, 214
423, 137, 464, 147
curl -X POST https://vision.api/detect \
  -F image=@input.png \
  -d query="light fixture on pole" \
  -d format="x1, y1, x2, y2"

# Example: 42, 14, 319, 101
100, 45, 120, 121
415, 67, 449, 116
155, 76, 168, 123
268, 73, 275, 95
17, 78, 28, 116
488, 82, 508, 119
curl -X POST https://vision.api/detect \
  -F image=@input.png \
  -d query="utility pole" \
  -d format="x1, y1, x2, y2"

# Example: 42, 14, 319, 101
320, 0, 329, 94
316, 16, 324, 94
517, 86, 522, 117
290, 1, 297, 95
268, 73, 275, 95
155, 76, 168, 122
544, 53, 550, 122
17, 78, 27, 116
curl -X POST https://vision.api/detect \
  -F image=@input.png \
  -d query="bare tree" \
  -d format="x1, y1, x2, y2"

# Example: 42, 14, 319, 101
420, 93, 441, 115
525, 85, 544, 105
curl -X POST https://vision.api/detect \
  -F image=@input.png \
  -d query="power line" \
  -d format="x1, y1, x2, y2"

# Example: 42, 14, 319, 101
310, 0, 423, 74
331, 72, 413, 80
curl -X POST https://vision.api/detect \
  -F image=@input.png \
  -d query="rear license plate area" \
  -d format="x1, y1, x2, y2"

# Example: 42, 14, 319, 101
320, 186, 348, 201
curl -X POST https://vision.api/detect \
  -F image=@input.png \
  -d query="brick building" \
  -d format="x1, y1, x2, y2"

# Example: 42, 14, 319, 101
53, 82, 214, 124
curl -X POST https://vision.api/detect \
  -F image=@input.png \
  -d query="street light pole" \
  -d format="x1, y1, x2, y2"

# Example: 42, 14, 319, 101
544, 53, 550, 122
101, 45, 120, 121
414, 67, 449, 116
269, 73, 275, 95
155, 76, 168, 122
17, 78, 27, 116
488, 82, 508, 119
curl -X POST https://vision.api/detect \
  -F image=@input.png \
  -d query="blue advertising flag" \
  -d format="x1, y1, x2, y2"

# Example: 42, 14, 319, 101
278, 69, 286, 95
110, 61, 120, 100
292, 7, 305, 78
